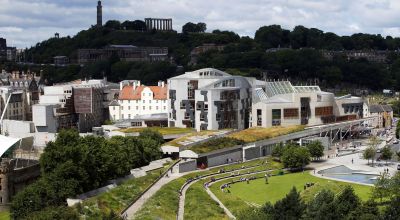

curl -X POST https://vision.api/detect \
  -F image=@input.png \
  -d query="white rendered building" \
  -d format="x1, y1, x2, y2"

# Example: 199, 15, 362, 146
252, 81, 365, 127
168, 68, 367, 131
168, 68, 253, 131
109, 80, 168, 121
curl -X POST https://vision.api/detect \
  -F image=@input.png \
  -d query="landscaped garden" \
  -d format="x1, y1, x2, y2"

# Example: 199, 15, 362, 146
227, 125, 305, 143
209, 172, 372, 215
78, 161, 173, 219
134, 158, 272, 220
187, 125, 305, 154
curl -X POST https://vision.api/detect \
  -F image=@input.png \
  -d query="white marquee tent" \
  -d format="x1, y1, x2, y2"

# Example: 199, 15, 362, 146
0, 135, 21, 157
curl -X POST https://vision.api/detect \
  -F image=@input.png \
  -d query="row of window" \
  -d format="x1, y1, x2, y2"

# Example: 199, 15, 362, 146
120, 100, 166, 104
113, 106, 166, 111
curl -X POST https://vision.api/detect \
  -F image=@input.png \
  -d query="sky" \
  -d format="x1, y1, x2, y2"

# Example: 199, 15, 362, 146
1, 0, 400, 48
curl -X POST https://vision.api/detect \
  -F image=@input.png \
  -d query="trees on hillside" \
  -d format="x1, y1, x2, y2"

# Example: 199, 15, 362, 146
182, 22, 207, 33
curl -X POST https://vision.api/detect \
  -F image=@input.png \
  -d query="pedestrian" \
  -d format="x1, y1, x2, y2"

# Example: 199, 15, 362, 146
351, 158, 354, 164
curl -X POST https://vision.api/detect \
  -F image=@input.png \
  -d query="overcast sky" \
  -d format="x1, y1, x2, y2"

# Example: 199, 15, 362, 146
1, 0, 400, 48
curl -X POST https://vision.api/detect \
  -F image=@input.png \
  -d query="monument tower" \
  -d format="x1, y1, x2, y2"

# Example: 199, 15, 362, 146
97, 1, 102, 26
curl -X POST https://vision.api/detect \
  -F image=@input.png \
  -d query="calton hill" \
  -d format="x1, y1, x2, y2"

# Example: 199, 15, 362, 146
2, 21, 400, 92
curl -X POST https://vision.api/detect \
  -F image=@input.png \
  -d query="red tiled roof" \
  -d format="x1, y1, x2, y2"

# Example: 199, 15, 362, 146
119, 85, 168, 100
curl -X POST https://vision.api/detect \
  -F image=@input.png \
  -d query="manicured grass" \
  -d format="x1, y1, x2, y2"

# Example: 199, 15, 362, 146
184, 181, 228, 220
0, 211, 10, 220
79, 162, 173, 219
210, 172, 372, 215
135, 157, 277, 220
227, 125, 305, 143
119, 127, 194, 135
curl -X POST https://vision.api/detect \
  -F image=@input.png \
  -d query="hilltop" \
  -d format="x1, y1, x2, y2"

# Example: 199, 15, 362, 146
4, 22, 400, 91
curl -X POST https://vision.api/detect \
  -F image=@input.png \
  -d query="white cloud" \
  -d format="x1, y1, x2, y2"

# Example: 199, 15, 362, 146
1, 0, 400, 48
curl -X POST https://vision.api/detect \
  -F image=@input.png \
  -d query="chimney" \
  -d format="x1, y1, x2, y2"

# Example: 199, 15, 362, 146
120, 81, 124, 90
162, 81, 165, 88
137, 81, 141, 87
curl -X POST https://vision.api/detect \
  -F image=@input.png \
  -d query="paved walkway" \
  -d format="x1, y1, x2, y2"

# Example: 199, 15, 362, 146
123, 163, 183, 220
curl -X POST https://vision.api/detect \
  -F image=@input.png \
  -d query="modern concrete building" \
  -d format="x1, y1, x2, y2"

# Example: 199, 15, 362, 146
252, 83, 365, 127
109, 80, 168, 121
32, 78, 116, 133
78, 45, 168, 64
168, 68, 253, 131
168, 68, 367, 131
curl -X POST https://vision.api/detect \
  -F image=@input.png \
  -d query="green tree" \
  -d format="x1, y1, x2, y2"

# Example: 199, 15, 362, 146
363, 147, 376, 165
372, 172, 391, 203
271, 187, 306, 219
380, 145, 393, 164
347, 200, 381, 220
305, 189, 336, 220
281, 145, 311, 170
271, 142, 285, 159
383, 196, 400, 220
306, 141, 324, 161
139, 129, 165, 145
334, 186, 360, 218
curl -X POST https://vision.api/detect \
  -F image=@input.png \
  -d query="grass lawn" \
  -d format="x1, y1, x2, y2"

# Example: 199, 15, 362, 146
79, 162, 173, 219
135, 157, 277, 220
210, 172, 372, 215
227, 125, 305, 143
184, 180, 228, 220
119, 127, 194, 135
0, 211, 10, 220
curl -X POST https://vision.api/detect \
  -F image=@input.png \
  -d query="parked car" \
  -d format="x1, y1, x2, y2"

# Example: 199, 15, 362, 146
397, 164, 400, 170
394, 139, 399, 144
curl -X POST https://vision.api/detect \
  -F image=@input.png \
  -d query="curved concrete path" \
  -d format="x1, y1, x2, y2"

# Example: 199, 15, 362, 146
123, 163, 183, 219
178, 167, 274, 220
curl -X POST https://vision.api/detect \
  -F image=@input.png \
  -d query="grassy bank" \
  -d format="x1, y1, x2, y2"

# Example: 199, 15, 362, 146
134, 157, 275, 220
78, 162, 172, 219
210, 172, 372, 215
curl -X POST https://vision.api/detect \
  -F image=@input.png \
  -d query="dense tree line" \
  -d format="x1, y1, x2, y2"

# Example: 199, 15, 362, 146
238, 183, 400, 220
10, 129, 163, 219
7, 22, 400, 90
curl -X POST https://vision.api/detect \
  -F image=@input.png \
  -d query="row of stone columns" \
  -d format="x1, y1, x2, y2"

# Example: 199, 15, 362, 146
145, 18, 173, 31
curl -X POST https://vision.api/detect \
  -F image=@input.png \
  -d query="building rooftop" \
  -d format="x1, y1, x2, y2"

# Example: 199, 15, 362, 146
119, 85, 168, 100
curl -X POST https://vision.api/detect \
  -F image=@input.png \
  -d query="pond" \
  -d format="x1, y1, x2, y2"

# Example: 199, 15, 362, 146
319, 165, 378, 185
